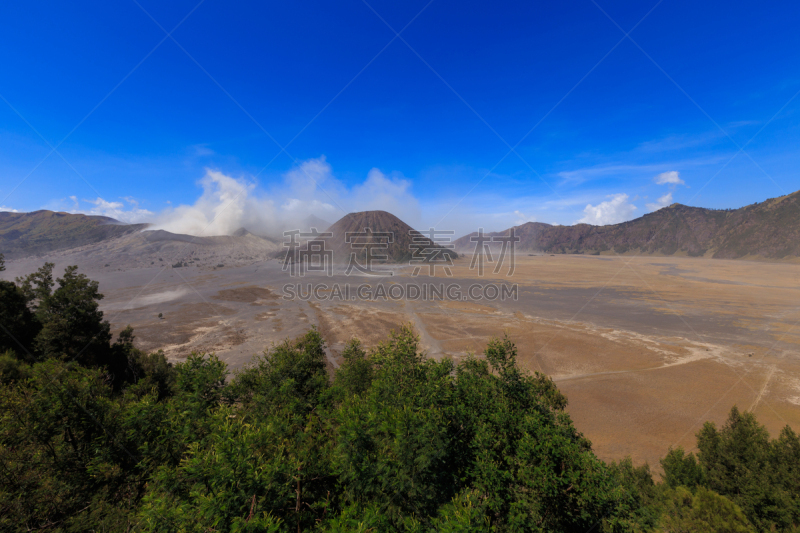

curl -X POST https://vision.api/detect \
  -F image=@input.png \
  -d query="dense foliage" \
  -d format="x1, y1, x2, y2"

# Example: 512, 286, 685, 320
0, 257, 798, 531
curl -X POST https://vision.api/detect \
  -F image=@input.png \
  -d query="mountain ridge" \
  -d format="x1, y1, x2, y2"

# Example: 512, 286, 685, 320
453, 190, 800, 260
4, 190, 800, 262
0, 210, 147, 259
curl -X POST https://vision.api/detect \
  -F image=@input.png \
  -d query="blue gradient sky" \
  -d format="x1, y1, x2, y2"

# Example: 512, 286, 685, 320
1, 0, 799, 234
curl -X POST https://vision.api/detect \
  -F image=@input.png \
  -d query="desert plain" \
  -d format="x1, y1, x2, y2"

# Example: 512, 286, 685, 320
4, 251, 800, 471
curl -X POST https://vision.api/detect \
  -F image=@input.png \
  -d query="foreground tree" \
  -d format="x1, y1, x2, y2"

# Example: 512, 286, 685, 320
33, 265, 112, 366
2, 262, 143, 387
136, 327, 652, 532
0, 254, 40, 357
660, 447, 704, 490
695, 407, 800, 532
0, 358, 175, 531
139, 332, 332, 532
658, 486, 755, 533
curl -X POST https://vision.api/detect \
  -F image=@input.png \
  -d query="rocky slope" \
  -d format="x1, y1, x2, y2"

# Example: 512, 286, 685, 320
325, 210, 459, 264
0, 210, 282, 270
6, 228, 282, 272
453, 190, 800, 260
0, 210, 146, 259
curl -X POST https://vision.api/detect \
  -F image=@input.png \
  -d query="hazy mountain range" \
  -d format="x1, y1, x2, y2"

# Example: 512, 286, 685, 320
2, 190, 799, 263
454, 190, 800, 260
0, 210, 146, 260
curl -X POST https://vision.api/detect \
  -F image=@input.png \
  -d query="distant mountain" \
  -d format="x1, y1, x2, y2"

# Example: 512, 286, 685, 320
453, 190, 800, 260
8, 190, 798, 265
0, 210, 147, 259
231, 227, 254, 237
280, 210, 458, 265
303, 214, 331, 232
325, 210, 419, 263
0, 211, 284, 269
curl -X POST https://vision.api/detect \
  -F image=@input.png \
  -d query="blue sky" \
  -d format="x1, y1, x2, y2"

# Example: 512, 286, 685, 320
1, 0, 799, 235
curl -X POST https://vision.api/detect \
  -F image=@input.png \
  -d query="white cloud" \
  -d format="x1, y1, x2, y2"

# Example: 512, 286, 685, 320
558, 163, 667, 186
280, 197, 339, 230
83, 197, 154, 223
513, 210, 536, 225
281, 198, 335, 214
646, 192, 673, 211
152, 169, 267, 236
48, 194, 153, 223
351, 168, 421, 223
192, 144, 214, 156
577, 194, 637, 225
637, 132, 726, 153
653, 171, 684, 185
0, 205, 19, 212
148, 157, 423, 237
278, 158, 421, 228
283, 156, 337, 199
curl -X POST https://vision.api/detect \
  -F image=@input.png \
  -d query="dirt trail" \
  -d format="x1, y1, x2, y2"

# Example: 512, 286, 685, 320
403, 300, 445, 358
749, 365, 777, 412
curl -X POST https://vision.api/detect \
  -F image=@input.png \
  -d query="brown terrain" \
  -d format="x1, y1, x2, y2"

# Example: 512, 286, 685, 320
2, 207, 800, 473
0, 210, 147, 259
7, 226, 282, 271
321, 210, 458, 264
454, 190, 800, 260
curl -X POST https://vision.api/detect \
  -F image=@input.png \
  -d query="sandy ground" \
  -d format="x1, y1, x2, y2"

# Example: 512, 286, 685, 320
4, 252, 800, 472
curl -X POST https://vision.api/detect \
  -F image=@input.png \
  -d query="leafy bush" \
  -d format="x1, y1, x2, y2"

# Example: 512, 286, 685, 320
135, 328, 654, 532
695, 407, 800, 532
660, 447, 704, 490
658, 486, 756, 533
